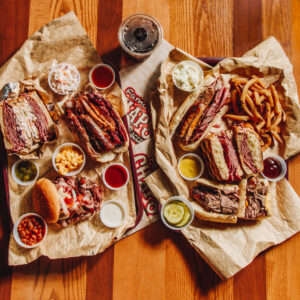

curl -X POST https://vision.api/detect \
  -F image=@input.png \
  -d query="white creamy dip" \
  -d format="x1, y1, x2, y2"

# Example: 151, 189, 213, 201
100, 201, 126, 228
172, 60, 203, 92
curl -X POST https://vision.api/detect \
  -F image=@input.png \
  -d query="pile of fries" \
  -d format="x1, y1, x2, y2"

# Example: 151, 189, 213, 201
224, 75, 285, 151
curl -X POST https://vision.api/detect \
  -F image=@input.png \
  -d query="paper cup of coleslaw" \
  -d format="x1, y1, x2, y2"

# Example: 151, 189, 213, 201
48, 63, 80, 95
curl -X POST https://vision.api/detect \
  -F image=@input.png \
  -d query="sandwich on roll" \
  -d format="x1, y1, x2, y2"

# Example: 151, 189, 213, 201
200, 131, 243, 182
170, 77, 229, 151
238, 176, 270, 219
190, 178, 240, 223
33, 176, 103, 227
0, 90, 56, 155
233, 125, 263, 176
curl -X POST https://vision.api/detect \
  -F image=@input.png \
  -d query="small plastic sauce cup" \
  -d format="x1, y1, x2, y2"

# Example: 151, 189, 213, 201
89, 64, 115, 90
102, 163, 129, 190
177, 153, 204, 181
100, 200, 127, 228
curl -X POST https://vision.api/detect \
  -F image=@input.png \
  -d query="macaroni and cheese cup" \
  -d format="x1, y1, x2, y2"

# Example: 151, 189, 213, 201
52, 143, 86, 176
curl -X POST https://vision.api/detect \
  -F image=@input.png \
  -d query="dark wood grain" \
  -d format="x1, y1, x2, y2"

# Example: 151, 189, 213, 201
234, 253, 266, 300
97, 0, 123, 70
86, 248, 114, 300
233, 0, 263, 56
0, 0, 30, 64
0, 0, 30, 298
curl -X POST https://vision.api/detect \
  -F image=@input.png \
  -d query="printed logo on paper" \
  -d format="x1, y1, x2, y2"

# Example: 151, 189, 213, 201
125, 87, 153, 144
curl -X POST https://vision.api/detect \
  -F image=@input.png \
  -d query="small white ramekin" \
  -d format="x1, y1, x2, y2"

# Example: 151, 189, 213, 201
172, 60, 204, 92
89, 63, 116, 90
160, 196, 194, 230
100, 200, 128, 228
177, 153, 204, 181
52, 142, 86, 176
48, 63, 80, 95
102, 163, 129, 190
261, 154, 287, 182
12, 160, 39, 186
13, 213, 48, 249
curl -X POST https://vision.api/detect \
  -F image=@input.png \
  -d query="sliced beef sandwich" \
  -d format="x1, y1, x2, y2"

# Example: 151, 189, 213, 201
238, 176, 270, 220
200, 131, 243, 182
190, 178, 240, 223
170, 77, 229, 151
233, 125, 263, 176
0, 91, 56, 154
33, 176, 103, 227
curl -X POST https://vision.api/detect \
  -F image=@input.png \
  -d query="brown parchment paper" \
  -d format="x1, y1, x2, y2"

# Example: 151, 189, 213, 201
145, 37, 300, 279
1, 12, 136, 265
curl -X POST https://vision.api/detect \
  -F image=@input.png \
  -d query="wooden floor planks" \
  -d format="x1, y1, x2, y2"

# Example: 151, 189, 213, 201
0, 0, 299, 299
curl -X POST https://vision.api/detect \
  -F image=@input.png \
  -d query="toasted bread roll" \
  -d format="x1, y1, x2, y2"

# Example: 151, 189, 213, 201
190, 178, 240, 224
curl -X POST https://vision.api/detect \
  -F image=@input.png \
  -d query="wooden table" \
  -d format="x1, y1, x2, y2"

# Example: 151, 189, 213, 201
0, 0, 300, 299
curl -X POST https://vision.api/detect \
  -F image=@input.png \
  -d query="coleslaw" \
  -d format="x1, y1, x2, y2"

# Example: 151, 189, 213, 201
48, 63, 80, 95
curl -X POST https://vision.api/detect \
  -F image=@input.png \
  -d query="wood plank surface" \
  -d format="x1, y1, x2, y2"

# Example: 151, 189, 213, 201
0, 0, 299, 299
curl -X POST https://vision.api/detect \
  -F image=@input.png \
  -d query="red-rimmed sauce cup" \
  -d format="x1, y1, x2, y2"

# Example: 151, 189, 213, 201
102, 163, 129, 190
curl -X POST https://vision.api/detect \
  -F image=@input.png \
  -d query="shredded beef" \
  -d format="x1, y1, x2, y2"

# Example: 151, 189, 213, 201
191, 185, 239, 215
245, 177, 269, 219
54, 176, 103, 227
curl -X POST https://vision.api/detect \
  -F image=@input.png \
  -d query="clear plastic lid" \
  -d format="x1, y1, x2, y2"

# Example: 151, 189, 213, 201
118, 13, 163, 59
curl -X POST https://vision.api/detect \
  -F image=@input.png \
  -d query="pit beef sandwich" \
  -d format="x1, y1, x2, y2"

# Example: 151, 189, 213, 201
63, 90, 129, 162
238, 176, 270, 219
33, 176, 103, 227
190, 178, 240, 223
200, 131, 243, 182
233, 125, 263, 176
0, 91, 56, 154
170, 77, 229, 151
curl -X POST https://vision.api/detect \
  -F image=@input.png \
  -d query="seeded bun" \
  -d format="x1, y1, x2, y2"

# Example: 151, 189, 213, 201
32, 178, 60, 223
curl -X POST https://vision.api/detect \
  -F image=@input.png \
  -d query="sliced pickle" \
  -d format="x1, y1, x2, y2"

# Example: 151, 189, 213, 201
163, 202, 184, 224
175, 204, 191, 227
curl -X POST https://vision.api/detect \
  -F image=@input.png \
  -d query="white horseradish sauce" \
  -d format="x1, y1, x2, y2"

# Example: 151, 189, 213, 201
100, 201, 126, 228
172, 60, 203, 92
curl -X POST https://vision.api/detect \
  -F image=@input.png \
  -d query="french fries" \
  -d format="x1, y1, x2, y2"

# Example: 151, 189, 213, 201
223, 114, 250, 121
232, 90, 239, 114
223, 76, 285, 151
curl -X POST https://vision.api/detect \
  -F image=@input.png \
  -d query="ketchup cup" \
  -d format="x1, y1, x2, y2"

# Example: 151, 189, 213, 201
102, 163, 129, 190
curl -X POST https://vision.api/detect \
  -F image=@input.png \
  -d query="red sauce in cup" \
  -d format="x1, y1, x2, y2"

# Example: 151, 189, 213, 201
104, 164, 128, 189
263, 157, 282, 179
91, 65, 114, 89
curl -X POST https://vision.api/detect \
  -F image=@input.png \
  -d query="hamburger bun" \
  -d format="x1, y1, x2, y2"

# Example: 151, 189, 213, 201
32, 178, 60, 223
